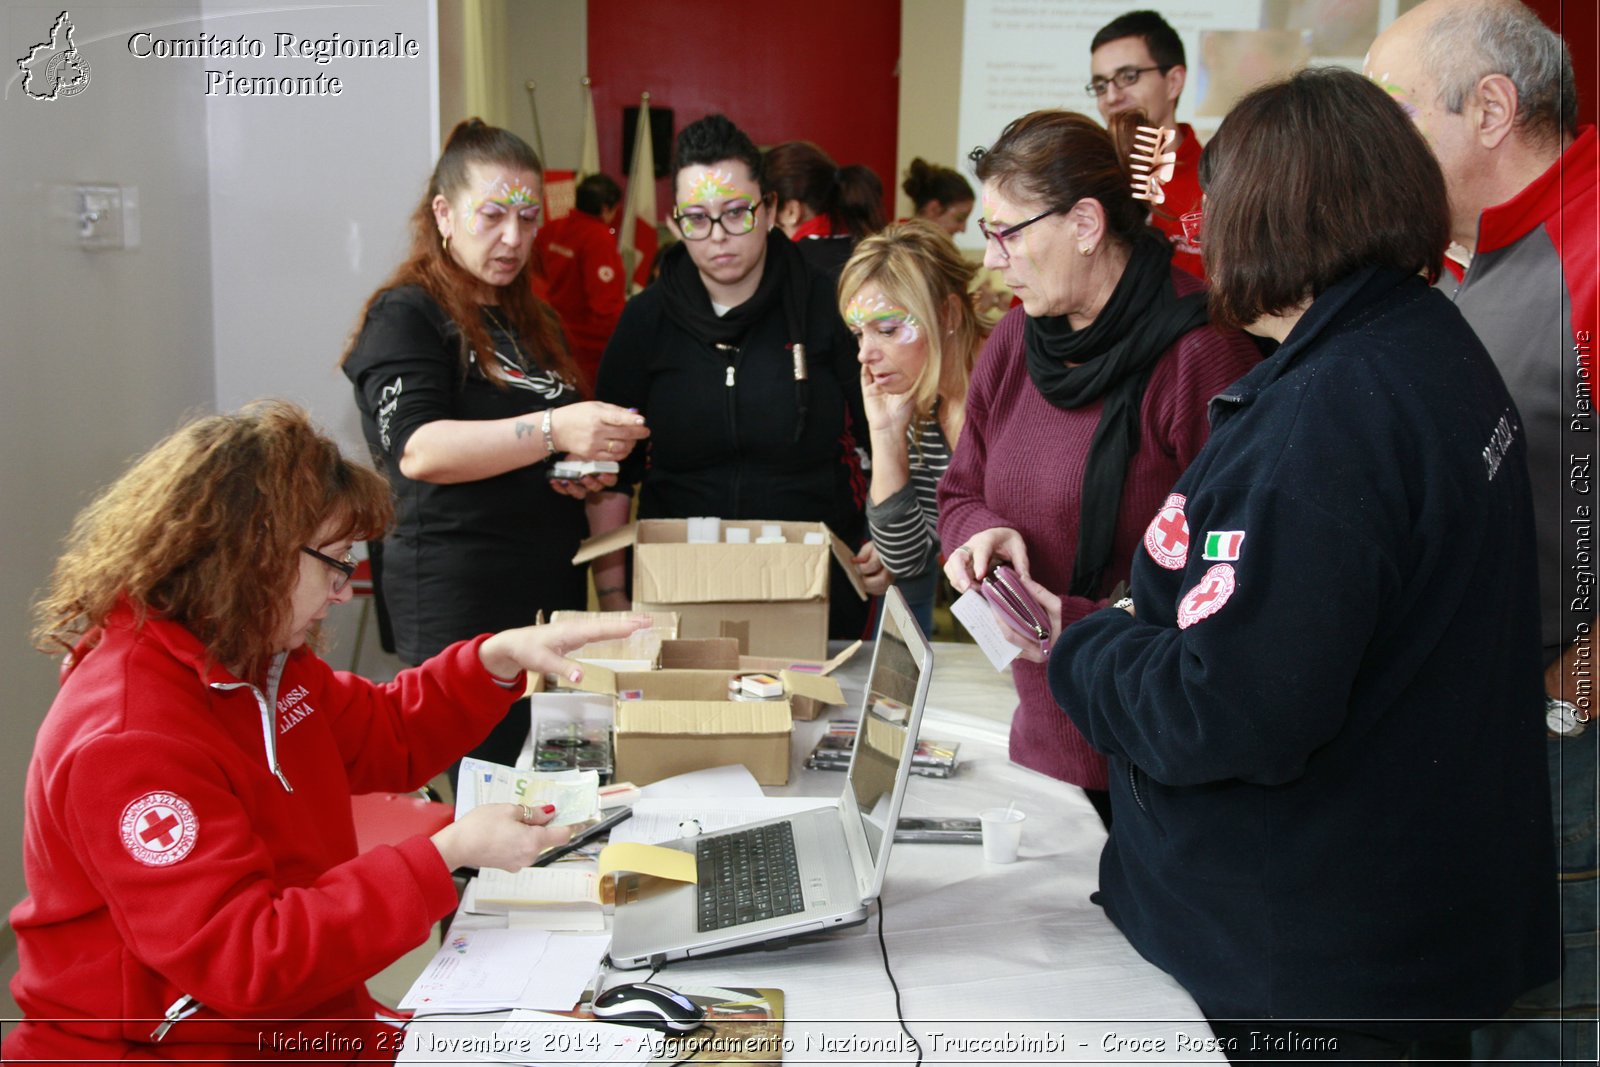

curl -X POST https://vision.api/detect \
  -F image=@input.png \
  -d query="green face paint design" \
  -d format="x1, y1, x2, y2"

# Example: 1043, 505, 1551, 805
462, 175, 541, 235
1373, 75, 1422, 123
845, 292, 922, 344
681, 167, 743, 210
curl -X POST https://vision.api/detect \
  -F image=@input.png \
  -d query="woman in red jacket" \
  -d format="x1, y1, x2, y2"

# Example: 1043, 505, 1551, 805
5, 400, 646, 1062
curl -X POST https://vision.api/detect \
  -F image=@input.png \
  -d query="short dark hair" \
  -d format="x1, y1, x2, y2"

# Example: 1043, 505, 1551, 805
575, 173, 622, 216
1091, 9, 1185, 69
1198, 67, 1448, 330
672, 113, 763, 191
972, 109, 1150, 249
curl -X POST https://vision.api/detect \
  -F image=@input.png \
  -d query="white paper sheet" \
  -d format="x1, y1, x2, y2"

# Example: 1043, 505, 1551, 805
398, 929, 551, 1011
637, 764, 765, 799
951, 587, 1024, 670
607, 796, 835, 845
512, 933, 611, 1010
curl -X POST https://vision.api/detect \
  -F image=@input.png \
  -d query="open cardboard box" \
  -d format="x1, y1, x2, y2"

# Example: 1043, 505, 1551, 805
572, 519, 867, 660
658, 637, 859, 721
565, 648, 850, 786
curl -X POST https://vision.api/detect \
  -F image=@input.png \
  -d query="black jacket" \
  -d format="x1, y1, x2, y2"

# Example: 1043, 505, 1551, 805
596, 261, 865, 540
1049, 267, 1558, 1032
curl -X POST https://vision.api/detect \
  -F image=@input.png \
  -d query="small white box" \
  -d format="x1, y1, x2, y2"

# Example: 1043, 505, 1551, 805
724, 527, 751, 544
686, 517, 721, 544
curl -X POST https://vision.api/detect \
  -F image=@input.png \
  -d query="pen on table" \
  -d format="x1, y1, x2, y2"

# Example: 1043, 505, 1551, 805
530, 806, 633, 868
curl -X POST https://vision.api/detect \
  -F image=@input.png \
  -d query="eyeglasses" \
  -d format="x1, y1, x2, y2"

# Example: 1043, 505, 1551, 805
672, 202, 760, 241
1085, 65, 1172, 98
976, 209, 1058, 258
302, 546, 357, 593
1180, 209, 1203, 248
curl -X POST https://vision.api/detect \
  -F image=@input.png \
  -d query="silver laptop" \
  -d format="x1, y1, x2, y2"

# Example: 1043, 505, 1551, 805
608, 585, 933, 969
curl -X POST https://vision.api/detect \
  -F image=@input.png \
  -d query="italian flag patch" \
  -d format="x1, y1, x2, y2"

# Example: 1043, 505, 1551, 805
1202, 531, 1245, 561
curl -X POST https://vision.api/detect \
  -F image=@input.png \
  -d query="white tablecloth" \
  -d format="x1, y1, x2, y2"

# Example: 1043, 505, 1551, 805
401, 643, 1223, 1064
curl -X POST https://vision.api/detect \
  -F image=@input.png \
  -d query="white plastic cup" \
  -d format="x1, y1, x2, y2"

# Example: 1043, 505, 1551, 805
979, 807, 1026, 863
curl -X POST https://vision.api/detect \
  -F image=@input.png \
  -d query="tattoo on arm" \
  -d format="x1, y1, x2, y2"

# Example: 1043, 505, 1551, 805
514, 419, 537, 439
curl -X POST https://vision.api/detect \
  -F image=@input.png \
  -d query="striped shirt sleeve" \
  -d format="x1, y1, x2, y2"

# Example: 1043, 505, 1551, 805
866, 420, 951, 581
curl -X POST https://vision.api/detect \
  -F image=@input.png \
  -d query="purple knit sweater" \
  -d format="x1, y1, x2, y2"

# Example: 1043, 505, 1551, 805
938, 274, 1259, 788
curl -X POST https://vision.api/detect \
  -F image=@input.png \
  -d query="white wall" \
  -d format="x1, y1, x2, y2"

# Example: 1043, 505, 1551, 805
202, 0, 438, 459
0, 0, 218, 928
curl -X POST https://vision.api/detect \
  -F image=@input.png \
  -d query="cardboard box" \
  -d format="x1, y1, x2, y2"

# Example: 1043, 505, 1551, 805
572, 519, 867, 660
568, 656, 848, 785
658, 637, 859, 721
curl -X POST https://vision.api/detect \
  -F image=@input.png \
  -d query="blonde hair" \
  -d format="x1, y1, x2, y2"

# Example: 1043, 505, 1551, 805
33, 400, 393, 679
837, 219, 982, 436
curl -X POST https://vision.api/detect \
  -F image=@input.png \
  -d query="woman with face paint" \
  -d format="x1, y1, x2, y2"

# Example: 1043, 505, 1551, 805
341, 120, 649, 773
591, 114, 870, 641
939, 110, 1258, 826
836, 220, 984, 635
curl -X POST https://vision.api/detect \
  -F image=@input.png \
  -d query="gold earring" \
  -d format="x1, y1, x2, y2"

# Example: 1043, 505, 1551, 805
1079, 244, 1093, 256
441, 234, 450, 253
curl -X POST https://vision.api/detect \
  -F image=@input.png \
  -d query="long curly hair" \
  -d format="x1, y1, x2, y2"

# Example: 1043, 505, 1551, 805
33, 401, 394, 679
342, 118, 581, 393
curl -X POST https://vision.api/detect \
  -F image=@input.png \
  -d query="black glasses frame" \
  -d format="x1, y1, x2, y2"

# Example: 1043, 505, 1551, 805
671, 201, 762, 241
302, 546, 357, 592
1085, 64, 1173, 98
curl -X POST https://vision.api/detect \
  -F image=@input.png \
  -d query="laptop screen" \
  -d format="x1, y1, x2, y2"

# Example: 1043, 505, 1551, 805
846, 588, 931, 871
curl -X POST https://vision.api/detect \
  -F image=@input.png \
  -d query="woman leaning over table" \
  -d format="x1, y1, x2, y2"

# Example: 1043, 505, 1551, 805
3, 401, 649, 1063
1043, 68, 1556, 1059
838, 219, 984, 636
940, 109, 1258, 826
341, 119, 647, 771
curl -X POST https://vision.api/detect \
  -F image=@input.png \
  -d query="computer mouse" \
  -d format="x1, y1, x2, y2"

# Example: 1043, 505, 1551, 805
591, 981, 706, 1033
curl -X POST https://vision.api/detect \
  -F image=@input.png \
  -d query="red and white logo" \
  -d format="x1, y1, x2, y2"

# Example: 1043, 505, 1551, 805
1177, 564, 1237, 630
119, 791, 198, 867
1143, 493, 1190, 570
597, 264, 616, 284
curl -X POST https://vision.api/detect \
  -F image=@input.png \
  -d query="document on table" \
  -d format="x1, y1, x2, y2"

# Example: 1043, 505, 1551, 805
398, 928, 610, 1012
607, 796, 836, 845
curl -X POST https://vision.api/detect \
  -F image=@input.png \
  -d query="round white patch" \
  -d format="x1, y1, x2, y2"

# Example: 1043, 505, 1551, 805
1143, 492, 1190, 570
120, 791, 198, 867
1177, 564, 1237, 630
597, 264, 616, 283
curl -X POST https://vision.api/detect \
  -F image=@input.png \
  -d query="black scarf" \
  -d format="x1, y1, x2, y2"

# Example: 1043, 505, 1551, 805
1023, 232, 1208, 597
658, 229, 807, 349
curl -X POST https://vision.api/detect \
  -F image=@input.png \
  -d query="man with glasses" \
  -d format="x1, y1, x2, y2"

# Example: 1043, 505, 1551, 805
1088, 10, 1202, 278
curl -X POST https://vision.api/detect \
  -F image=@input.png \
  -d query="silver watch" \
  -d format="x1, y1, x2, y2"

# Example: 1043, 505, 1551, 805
1546, 697, 1588, 737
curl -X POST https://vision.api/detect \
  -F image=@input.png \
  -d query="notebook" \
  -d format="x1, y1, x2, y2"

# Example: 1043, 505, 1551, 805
607, 584, 933, 969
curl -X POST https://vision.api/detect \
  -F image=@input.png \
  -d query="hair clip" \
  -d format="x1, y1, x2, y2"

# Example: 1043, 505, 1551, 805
1129, 125, 1177, 205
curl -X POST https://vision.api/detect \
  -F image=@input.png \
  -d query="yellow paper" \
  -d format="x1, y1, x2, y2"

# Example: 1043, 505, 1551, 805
597, 841, 697, 883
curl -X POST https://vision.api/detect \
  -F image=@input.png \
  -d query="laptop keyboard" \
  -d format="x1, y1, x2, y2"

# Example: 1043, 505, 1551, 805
695, 822, 806, 931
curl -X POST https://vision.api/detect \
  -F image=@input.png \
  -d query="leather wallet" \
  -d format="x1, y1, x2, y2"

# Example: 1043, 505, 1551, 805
980, 563, 1051, 655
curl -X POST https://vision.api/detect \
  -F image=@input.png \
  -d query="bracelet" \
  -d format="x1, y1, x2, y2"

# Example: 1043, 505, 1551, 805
1112, 596, 1134, 612
541, 408, 556, 457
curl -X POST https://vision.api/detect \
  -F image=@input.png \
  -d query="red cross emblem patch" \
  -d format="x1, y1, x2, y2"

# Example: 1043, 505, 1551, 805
119, 791, 198, 867
1143, 493, 1190, 570
1177, 564, 1237, 630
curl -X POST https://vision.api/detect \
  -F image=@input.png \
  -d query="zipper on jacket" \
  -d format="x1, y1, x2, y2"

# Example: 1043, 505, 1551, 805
713, 342, 744, 515
210, 651, 293, 793
151, 993, 202, 1041
1126, 763, 1149, 815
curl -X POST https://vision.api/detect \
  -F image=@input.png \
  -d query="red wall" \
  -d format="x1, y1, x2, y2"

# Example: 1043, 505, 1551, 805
586, 0, 901, 225
1529, 0, 1596, 128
